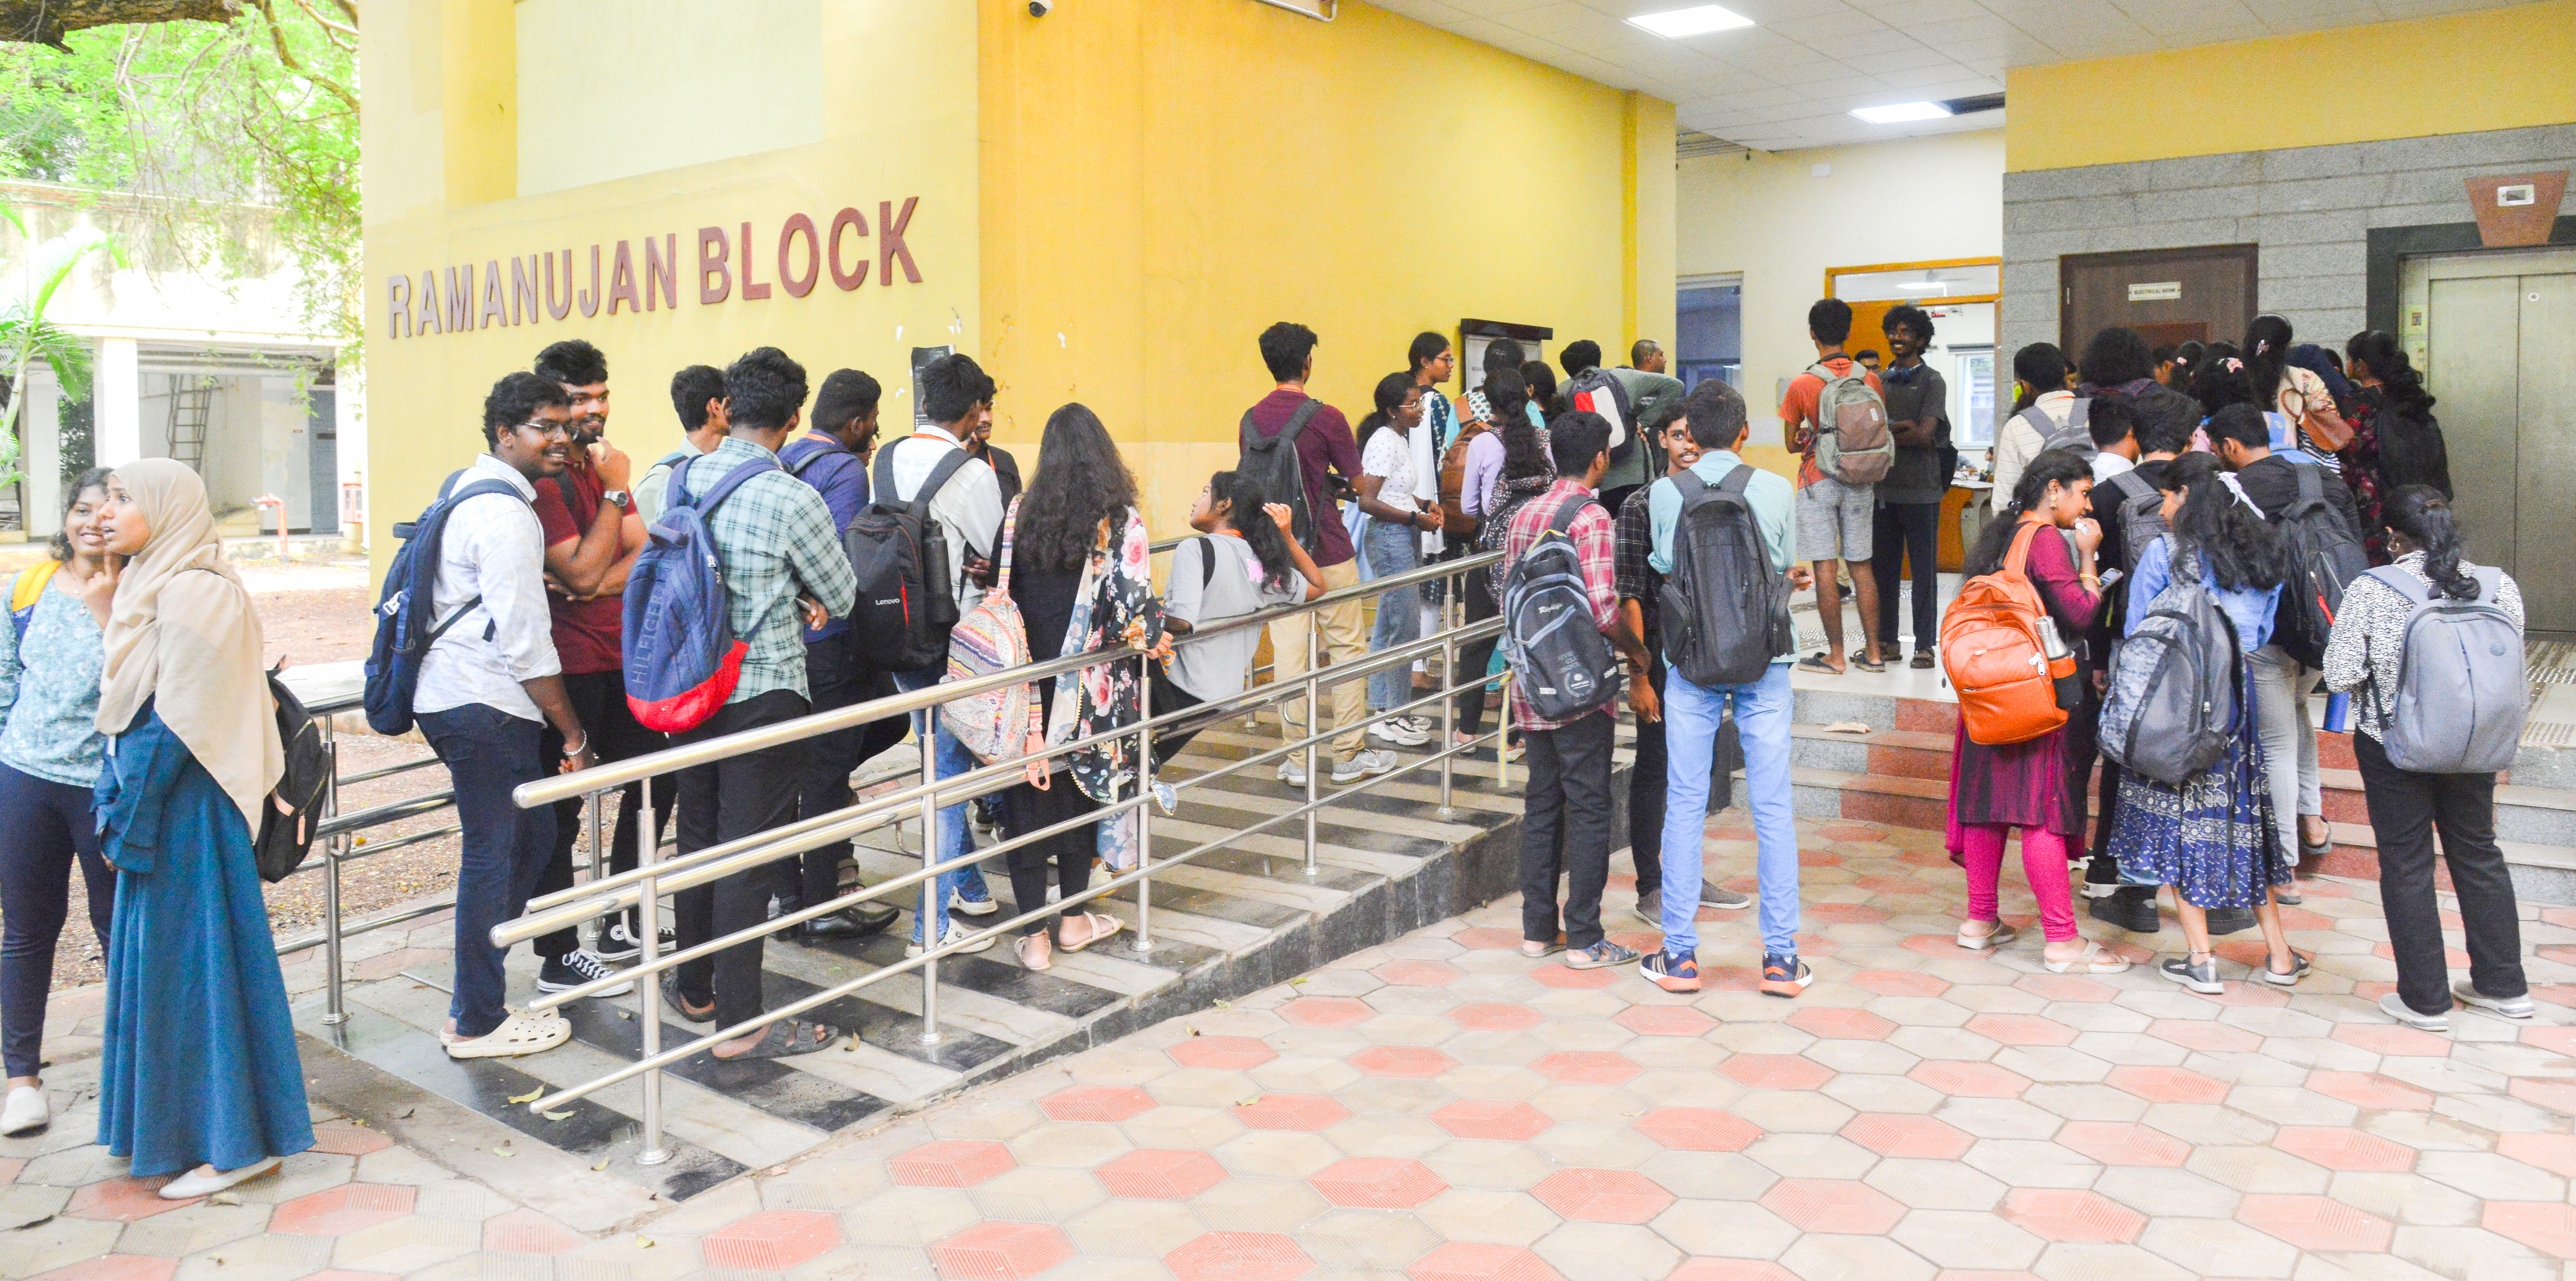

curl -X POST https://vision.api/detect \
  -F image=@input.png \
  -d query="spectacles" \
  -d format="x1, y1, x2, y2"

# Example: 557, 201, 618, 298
513, 420, 573, 438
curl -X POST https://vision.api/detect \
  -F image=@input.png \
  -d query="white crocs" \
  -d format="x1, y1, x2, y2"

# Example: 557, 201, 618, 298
443, 1009, 572, 1059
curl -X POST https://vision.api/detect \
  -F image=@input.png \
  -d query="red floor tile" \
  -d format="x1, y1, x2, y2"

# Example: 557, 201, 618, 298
705, 1210, 843, 1272
1964, 1013, 2079, 1047
271, 1184, 419, 1236
2484, 1202, 2576, 1259
2304, 1071, 2435, 1112
483, 1209, 587, 1255
24, 1256, 175, 1281
1999, 1189, 2146, 1243
1667, 1264, 1797, 1281
1430, 1099, 1554, 1141
1310, 1157, 1447, 1209
2052, 1121, 2192, 1168
1099, 1149, 1230, 1199
1447, 1003, 1546, 1032
890, 1139, 1018, 1187
1040, 1084, 1159, 1122
1234, 1093, 1354, 1132
1718, 1053, 1835, 1091
1530, 1168, 1675, 1224
1818, 823, 1887, 842
932, 1222, 1076, 1280
2508, 1078, 2576, 1114
1635, 1108, 1763, 1152
2011, 974, 2118, 1003
1167, 1231, 1317, 1281
1528, 965, 1620, 989
307, 1119, 396, 1156
2331, 1022, 2454, 1058
1451, 927, 1526, 950
1408, 1242, 1565, 1281
2497, 1133, 2576, 1177
2271, 1126, 2417, 1172
1530, 1050, 1645, 1085
63, 1177, 190, 1222
2235, 1194, 2395, 1253
1907, 1060, 2031, 1098
1373, 959, 1465, 987
1172, 1035, 1282, 1071
1616, 1004, 1718, 1037
1278, 996, 1376, 1028
2105, 1065, 2231, 1104
2143, 1018, 2263, 1054
1348, 1045, 1459, 1079
1807, 902, 1893, 925
2522, 1026, 2576, 1055
1788, 1007, 1899, 1040
1841, 1113, 1974, 1160
1759, 1178, 1906, 1234
1849, 969, 1951, 997
1856, 874, 1939, 896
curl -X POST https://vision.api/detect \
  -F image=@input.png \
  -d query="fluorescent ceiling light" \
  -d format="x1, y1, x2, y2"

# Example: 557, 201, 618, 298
1894, 279, 1951, 291
1628, 5, 1755, 37
1851, 101, 1952, 124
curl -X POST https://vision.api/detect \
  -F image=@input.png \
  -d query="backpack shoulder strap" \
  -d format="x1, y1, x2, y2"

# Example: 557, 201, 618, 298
1281, 396, 1325, 442
1192, 536, 1217, 591
12, 560, 59, 613
691, 456, 782, 517
2002, 517, 2048, 576
2066, 397, 2090, 429
1669, 469, 1709, 503
1718, 462, 1756, 497
2361, 564, 2435, 605
1546, 495, 1595, 537
912, 447, 974, 514
2106, 469, 2152, 503
1239, 407, 1262, 450
2295, 460, 2324, 508
786, 439, 853, 478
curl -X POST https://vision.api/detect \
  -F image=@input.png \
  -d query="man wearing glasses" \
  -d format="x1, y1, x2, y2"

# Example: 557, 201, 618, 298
412, 373, 598, 1059
522, 340, 671, 996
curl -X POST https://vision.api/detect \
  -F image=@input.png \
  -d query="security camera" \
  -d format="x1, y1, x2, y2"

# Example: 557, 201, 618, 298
1029, 0, 1053, 13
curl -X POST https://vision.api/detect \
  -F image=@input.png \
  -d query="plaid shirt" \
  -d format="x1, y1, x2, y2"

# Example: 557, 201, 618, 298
680, 436, 859, 705
1504, 478, 1618, 732
1614, 484, 1658, 634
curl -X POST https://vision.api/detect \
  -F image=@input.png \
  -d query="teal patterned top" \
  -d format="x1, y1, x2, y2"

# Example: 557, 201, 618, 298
0, 571, 107, 787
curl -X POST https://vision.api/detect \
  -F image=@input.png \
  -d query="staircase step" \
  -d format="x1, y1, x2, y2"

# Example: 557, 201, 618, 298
1786, 724, 1955, 781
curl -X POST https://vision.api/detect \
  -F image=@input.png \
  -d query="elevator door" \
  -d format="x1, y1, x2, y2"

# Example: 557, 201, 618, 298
2411, 246, 2576, 638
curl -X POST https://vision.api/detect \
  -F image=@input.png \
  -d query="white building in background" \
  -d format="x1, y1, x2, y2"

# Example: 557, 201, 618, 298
2, 180, 364, 545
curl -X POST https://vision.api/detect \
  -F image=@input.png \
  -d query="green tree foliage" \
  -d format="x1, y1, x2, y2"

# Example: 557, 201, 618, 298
0, 1, 357, 355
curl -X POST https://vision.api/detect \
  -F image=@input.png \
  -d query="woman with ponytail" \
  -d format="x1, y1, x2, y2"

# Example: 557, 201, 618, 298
2243, 315, 2344, 473
1990, 343, 2078, 512
2345, 332, 2453, 563
2103, 453, 2310, 995
2323, 486, 2527, 1031
1945, 449, 2129, 974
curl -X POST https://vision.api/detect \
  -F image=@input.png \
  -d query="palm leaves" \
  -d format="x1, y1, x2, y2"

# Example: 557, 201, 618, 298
1, 201, 122, 491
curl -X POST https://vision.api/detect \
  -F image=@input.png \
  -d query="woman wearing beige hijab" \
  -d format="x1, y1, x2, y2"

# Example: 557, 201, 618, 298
84, 459, 310, 1200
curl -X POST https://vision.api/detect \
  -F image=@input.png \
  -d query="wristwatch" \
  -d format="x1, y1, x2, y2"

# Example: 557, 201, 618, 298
602, 489, 631, 510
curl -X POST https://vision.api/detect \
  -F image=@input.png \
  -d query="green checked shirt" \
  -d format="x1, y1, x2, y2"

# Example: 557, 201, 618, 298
680, 436, 859, 705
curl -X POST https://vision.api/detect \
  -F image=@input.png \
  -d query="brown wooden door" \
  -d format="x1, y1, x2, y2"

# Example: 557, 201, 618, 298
2060, 245, 2259, 356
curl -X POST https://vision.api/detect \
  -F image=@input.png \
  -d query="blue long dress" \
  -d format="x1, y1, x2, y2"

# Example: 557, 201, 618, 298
93, 704, 313, 1176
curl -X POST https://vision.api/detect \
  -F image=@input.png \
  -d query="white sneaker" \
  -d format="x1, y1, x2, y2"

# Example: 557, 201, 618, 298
158, 1155, 281, 1200
537, 949, 635, 998
1369, 718, 1431, 748
1332, 750, 1398, 782
1278, 757, 1309, 787
907, 922, 997, 958
1, 1084, 47, 1135
443, 1009, 571, 1059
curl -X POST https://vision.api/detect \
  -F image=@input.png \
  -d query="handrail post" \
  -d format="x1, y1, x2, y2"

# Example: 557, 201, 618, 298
1132, 651, 1156, 954
320, 731, 348, 1026
917, 717, 944, 1046
1438, 629, 1457, 818
634, 784, 670, 1167
1304, 620, 1320, 878
580, 791, 603, 954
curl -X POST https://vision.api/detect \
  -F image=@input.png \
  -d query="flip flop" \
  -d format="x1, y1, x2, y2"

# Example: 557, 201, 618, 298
1848, 650, 1887, 674
1795, 653, 1841, 676
715, 1018, 842, 1060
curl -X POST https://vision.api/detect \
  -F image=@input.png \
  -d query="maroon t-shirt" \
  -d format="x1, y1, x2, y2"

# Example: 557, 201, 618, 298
532, 457, 625, 675
1246, 387, 1362, 568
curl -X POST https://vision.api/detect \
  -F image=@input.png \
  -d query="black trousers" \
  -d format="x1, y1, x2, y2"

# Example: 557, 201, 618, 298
672, 690, 808, 1029
533, 669, 674, 957
1000, 775, 1101, 939
779, 638, 907, 909
1871, 501, 1940, 654
1149, 668, 1210, 769
1520, 712, 1615, 950
1455, 567, 1502, 738
2357, 732, 2527, 1015
0, 763, 112, 1078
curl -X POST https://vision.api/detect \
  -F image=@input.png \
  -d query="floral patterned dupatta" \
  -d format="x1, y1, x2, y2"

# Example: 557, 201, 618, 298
1042, 507, 1164, 869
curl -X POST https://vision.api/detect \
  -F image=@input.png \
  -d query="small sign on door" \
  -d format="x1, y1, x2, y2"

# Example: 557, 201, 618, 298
2128, 281, 2182, 302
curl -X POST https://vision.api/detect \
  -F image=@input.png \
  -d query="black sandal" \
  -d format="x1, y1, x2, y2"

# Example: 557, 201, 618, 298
715, 1018, 842, 1059
1849, 649, 1887, 674
1795, 652, 1841, 676
1910, 652, 1935, 670
662, 973, 716, 1023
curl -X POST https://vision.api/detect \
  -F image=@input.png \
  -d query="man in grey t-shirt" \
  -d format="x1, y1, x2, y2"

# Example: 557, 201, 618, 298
1870, 305, 1950, 668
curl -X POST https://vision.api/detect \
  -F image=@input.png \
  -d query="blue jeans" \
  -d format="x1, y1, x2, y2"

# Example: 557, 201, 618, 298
892, 667, 991, 940
1365, 519, 1421, 713
1657, 663, 1799, 957
420, 704, 557, 1039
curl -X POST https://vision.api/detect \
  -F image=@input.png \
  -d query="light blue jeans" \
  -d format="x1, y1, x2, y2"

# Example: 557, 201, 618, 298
1365, 519, 1421, 713
1657, 662, 1800, 957
892, 666, 992, 941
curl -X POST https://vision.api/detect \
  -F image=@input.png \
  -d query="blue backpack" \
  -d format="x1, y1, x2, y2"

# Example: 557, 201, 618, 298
361, 470, 533, 736
623, 452, 779, 732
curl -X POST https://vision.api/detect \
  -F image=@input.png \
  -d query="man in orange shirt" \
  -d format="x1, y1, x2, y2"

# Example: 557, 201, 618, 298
1779, 299, 1887, 674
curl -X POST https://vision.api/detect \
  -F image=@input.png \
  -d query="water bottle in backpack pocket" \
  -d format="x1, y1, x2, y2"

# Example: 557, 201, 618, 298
1940, 520, 2076, 746
1502, 499, 1622, 723
361, 469, 533, 737
622, 453, 780, 732
2362, 564, 2526, 774
2097, 543, 2242, 785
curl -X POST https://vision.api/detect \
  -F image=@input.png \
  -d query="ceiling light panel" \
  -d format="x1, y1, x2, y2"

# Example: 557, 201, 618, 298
1850, 100, 1952, 123
1626, 5, 1757, 37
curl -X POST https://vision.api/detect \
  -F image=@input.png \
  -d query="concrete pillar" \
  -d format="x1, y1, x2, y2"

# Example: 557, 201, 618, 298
94, 337, 141, 467
22, 374, 61, 536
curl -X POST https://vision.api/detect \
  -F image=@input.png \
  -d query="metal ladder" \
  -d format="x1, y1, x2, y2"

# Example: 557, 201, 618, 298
167, 377, 215, 470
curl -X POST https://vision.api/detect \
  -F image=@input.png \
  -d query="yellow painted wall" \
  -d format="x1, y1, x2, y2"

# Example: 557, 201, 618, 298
979, 0, 1674, 535
2007, 0, 2576, 172
361, 0, 978, 578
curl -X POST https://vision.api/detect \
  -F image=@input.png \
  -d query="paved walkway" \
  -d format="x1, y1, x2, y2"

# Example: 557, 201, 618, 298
11, 814, 2576, 1281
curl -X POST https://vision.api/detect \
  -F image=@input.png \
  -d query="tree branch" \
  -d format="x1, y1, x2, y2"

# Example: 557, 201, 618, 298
1, 0, 239, 49
286, 0, 350, 38
247, 0, 354, 114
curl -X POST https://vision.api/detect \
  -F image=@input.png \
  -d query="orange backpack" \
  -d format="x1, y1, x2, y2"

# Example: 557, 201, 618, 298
1939, 519, 2077, 746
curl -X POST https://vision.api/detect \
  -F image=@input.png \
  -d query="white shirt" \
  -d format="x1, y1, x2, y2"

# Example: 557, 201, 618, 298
2091, 451, 2135, 483
1992, 389, 2078, 511
413, 454, 562, 721
882, 425, 1004, 608
1362, 426, 1417, 514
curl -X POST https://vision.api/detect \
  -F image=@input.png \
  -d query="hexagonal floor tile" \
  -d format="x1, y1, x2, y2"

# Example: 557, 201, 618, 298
1840, 1113, 1973, 1160
1349, 1045, 1458, 1079
1234, 1093, 1354, 1132
929, 1221, 1076, 1280
1907, 1060, 2031, 1099
2482, 1202, 2576, 1258
891, 1140, 1018, 1187
1998, 1188, 2147, 1243
1615, 1005, 1718, 1037
1528, 1168, 1674, 1224
1718, 1054, 1835, 1091
1278, 996, 1377, 1027
1789, 1007, 1900, 1041
1041, 1084, 1160, 1123
1097, 1149, 1229, 1199
704, 1210, 844, 1272
1634, 1108, 1763, 1153
1851, 969, 1952, 998
2303, 1071, 2434, 1112
62, 1178, 190, 1223
1758, 1177, 1907, 1235
1166, 1230, 1317, 1281
2052, 1121, 2191, 1168
2496, 1133, 2576, 1177
1309, 1156, 1448, 1209
1375, 959, 1466, 987
1431, 1099, 1555, 1141
2234, 1192, 2395, 1252
1666, 1263, 1797, 1281
1407, 1240, 1566, 1281
2270, 1126, 2416, 1173
1965, 1014, 2080, 1048
2104, 1066, 2230, 1105
268, 1183, 416, 1236
1529, 1050, 1645, 1086
1172, 1036, 1282, 1071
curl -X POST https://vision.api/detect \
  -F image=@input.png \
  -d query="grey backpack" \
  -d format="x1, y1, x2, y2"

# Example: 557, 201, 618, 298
1501, 498, 1622, 723
2100, 469, 2168, 577
2098, 540, 2240, 786
2024, 398, 2096, 461
2363, 565, 2525, 774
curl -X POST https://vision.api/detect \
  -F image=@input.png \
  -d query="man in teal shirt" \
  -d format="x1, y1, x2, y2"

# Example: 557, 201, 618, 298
1640, 380, 1813, 998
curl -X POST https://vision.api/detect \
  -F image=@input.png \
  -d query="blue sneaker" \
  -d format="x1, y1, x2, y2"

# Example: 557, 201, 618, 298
1640, 950, 1701, 992
1760, 953, 1811, 998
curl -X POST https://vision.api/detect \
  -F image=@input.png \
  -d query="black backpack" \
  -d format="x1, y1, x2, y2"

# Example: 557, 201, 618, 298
1562, 367, 1643, 469
1659, 465, 1793, 688
2100, 469, 2168, 577
1239, 398, 1326, 557
2097, 542, 2240, 786
1500, 498, 1622, 723
257, 667, 331, 883
360, 469, 532, 736
845, 444, 972, 672
2275, 463, 2368, 667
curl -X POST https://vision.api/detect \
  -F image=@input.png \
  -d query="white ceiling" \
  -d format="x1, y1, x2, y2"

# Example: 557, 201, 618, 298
1367, 0, 2530, 152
